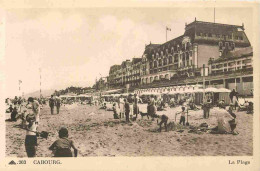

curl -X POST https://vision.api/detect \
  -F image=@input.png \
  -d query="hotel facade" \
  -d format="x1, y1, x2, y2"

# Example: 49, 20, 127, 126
107, 19, 253, 96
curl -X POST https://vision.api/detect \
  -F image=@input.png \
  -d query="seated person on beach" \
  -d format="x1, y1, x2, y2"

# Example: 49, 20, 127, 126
218, 99, 225, 109
227, 107, 238, 135
99, 102, 107, 109
6, 105, 13, 113
188, 101, 199, 110
49, 127, 78, 157
112, 103, 119, 119
10, 107, 18, 121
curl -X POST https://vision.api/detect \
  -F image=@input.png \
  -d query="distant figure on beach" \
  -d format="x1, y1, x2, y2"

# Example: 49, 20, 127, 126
202, 96, 212, 119
175, 106, 186, 126
49, 127, 78, 157
118, 95, 125, 118
128, 94, 134, 119
147, 95, 156, 121
49, 95, 55, 115
10, 106, 18, 121
55, 95, 61, 114
133, 94, 139, 119
112, 103, 120, 119
124, 99, 130, 123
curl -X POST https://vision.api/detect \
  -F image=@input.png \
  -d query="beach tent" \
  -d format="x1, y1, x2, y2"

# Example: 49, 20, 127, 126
205, 87, 219, 92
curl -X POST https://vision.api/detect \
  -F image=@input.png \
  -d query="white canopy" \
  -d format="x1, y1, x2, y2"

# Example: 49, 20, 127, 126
205, 87, 219, 92
218, 88, 231, 93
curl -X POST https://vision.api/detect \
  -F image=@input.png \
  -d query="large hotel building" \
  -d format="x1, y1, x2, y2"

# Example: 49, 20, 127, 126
107, 19, 253, 96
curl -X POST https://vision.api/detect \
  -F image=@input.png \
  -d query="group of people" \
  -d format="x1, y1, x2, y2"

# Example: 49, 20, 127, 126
49, 95, 62, 114
110, 94, 140, 122
6, 95, 78, 158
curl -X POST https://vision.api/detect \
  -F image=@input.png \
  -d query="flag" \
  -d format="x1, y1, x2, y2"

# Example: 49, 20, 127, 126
166, 27, 171, 31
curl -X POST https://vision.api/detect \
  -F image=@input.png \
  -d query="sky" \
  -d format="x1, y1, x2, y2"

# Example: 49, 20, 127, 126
2, 7, 254, 97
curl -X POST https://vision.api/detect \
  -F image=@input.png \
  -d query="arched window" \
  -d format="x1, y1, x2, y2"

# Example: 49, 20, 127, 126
163, 58, 168, 65
159, 59, 162, 66
154, 61, 157, 68
169, 56, 172, 64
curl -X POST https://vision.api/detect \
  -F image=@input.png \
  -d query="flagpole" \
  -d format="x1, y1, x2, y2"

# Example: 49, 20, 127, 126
18, 80, 21, 96
214, 0, 216, 23
39, 68, 42, 98
166, 27, 167, 42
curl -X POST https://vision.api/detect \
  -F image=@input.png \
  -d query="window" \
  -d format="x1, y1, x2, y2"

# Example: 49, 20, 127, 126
154, 61, 157, 68
163, 58, 167, 65
224, 63, 227, 67
228, 35, 232, 39
174, 54, 178, 62
208, 33, 212, 37
216, 34, 220, 38
159, 59, 162, 66
231, 43, 235, 50
169, 56, 172, 64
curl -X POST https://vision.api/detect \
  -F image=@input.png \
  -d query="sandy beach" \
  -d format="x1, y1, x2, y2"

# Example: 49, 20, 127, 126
5, 103, 253, 157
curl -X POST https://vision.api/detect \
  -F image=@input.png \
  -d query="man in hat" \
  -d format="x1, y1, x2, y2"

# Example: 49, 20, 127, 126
55, 95, 61, 114
49, 95, 55, 115
124, 99, 130, 123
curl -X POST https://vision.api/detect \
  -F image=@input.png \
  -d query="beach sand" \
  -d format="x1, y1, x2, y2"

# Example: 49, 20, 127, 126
5, 103, 253, 157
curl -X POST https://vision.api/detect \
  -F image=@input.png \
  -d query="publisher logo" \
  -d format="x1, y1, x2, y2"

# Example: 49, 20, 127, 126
8, 160, 16, 165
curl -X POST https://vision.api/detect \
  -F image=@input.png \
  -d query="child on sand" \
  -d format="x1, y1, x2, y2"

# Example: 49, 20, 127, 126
112, 103, 119, 119
49, 127, 78, 157
175, 106, 186, 126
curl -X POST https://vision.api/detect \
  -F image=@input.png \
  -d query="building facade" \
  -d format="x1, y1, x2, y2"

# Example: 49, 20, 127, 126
106, 19, 252, 95
108, 58, 142, 89
140, 19, 251, 85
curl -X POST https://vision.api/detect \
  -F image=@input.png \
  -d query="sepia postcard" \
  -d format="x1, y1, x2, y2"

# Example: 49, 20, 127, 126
0, 0, 259, 170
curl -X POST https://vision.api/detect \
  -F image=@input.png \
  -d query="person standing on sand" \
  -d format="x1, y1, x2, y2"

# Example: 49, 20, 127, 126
49, 95, 55, 115
133, 94, 139, 119
128, 94, 134, 119
25, 115, 38, 157
119, 95, 125, 119
124, 99, 130, 123
28, 97, 40, 125
55, 95, 61, 114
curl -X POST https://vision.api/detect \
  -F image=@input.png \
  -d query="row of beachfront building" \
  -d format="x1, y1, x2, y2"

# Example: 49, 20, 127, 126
96, 19, 253, 96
